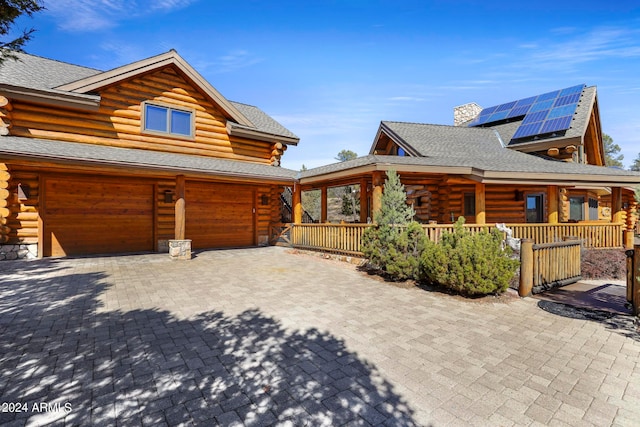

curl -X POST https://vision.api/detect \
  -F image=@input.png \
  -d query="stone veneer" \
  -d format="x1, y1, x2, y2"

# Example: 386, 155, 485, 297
453, 102, 482, 126
0, 243, 38, 261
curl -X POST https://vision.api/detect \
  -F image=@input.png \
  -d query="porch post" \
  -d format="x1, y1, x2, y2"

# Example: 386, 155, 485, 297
371, 171, 384, 223
175, 175, 186, 240
547, 185, 559, 224
359, 178, 368, 223
170, 175, 191, 260
320, 186, 328, 223
624, 198, 638, 249
475, 183, 486, 225
292, 183, 302, 224
612, 187, 623, 224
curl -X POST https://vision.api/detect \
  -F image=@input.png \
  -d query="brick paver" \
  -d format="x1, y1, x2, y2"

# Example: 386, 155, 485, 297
1, 247, 639, 426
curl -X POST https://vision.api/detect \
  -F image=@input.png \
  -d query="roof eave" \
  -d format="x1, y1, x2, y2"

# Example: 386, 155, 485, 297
507, 136, 583, 152
0, 84, 101, 111
480, 171, 640, 187
0, 146, 296, 184
300, 162, 475, 185
227, 123, 300, 146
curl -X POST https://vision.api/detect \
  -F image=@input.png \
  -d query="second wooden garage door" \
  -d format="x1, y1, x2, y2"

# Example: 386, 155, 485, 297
44, 176, 154, 257
186, 182, 255, 249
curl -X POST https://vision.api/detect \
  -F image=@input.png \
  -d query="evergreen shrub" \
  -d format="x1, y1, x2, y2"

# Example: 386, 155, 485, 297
419, 217, 520, 296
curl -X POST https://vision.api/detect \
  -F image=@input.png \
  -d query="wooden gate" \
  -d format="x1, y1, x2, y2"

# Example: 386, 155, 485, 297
518, 239, 582, 296
626, 246, 640, 316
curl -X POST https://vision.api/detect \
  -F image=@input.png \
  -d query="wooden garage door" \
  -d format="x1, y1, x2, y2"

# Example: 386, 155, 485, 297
44, 176, 154, 256
186, 182, 255, 249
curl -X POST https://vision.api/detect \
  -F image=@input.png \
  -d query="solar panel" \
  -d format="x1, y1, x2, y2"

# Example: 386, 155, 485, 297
468, 84, 585, 141
512, 122, 543, 139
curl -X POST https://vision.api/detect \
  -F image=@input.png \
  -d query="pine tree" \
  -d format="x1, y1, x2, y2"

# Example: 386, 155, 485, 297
375, 170, 414, 225
0, 1, 44, 65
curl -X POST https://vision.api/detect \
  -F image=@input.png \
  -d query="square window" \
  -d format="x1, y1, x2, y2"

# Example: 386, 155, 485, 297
171, 110, 192, 136
145, 104, 168, 132
143, 103, 193, 137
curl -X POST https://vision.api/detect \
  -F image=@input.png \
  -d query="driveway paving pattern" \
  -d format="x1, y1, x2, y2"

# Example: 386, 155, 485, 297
1, 247, 639, 426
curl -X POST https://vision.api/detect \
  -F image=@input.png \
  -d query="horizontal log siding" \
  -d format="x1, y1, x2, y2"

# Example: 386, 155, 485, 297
8, 67, 273, 163
1, 166, 39, 244
486, 186, 526, 223
156, 181, 176, 245
0, 164, 8, 243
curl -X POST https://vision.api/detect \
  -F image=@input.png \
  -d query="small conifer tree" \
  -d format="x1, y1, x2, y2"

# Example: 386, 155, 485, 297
375, 170, 414, 226
361, 170, 425, 280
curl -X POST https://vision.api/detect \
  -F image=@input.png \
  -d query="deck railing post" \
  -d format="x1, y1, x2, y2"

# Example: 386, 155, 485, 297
626, 248, 634, 305
634, 244, 640, 317
519, 239, 534, 297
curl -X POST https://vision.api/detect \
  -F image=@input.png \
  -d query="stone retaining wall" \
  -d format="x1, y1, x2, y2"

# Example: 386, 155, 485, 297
0, 243, 38, 261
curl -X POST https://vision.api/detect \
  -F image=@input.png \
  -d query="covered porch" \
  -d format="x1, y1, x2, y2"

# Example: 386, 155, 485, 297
285, 161, 639, 252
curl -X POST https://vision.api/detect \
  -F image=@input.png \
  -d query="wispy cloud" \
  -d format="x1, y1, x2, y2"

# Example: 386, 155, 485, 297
214, 50, 264, 73
511, 25, 640, 73
46, 0, 199, 32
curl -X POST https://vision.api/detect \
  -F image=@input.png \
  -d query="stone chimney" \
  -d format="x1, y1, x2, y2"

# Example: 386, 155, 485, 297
453, 102, 482, 126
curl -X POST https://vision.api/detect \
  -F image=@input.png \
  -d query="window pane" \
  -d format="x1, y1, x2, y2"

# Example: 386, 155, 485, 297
526, 195, 543, 223
569, 197, 584, 221
588, 198, 598, 221
171, 110, 192, 136
145, 105, 167, 132
397, 147, 406, 156
464, 193, 475, 216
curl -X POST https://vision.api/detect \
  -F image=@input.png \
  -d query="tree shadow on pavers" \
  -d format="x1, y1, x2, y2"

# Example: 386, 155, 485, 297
0, 269, 418, 426
537, 300, 640, 342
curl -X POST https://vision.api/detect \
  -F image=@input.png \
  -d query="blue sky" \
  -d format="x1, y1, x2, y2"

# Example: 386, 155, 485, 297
11, 0, 640, 170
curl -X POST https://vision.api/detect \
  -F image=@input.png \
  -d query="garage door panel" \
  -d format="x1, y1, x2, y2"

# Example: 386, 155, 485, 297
186, 182, 255, 249
45, 177, 153, 256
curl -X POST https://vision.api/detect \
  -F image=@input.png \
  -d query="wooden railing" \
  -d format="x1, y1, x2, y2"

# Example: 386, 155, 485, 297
288, 222, 625, 256
519, 240, 582, 295
507, 223, 623, 249
290, 223, 370, 256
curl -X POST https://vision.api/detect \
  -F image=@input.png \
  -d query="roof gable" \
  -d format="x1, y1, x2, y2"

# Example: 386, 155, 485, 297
55, 50, 254, 128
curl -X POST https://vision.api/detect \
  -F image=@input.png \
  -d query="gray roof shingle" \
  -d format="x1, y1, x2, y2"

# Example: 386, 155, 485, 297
0, 136, 298, 181
230, 101, 299, 140
300, 120, 640, 182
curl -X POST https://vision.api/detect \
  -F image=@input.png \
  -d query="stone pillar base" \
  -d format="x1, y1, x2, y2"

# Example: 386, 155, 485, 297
169, 239, 192, 260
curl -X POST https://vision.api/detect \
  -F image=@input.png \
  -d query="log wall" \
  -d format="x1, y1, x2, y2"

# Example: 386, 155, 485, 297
0, 165, 39, 245
8, 67, 274, 163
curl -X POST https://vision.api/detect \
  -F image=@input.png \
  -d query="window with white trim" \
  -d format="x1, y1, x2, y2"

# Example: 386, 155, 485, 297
142, 103, 193, 137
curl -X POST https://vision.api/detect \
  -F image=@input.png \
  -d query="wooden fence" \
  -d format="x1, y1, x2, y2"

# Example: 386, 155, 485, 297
518, 240, 582, 296
290, 223, 370, 256
287, 222, 624, 256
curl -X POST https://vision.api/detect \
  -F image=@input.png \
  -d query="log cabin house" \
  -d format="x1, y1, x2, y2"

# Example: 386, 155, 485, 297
2, 53, 640, 260
0, 50, 299, 259
294, 84, 640, 249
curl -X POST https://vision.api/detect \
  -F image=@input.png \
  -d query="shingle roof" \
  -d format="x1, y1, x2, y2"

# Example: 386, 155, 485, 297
0, 136, 298, 182
0, 51, 101, 90
230, 102, 299, 140
0, 51, 298, 142
300, 121, 640, 184
381, 121, 640, 176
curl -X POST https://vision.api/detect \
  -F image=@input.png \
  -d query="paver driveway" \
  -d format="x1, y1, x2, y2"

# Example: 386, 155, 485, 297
1, 247, 639, 426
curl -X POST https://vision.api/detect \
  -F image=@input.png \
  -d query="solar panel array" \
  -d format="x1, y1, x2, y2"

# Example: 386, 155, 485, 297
468, 84, 585, 141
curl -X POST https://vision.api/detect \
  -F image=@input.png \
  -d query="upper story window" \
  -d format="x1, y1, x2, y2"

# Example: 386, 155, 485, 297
142, 102, 194, 138
397, 146, 406, 156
